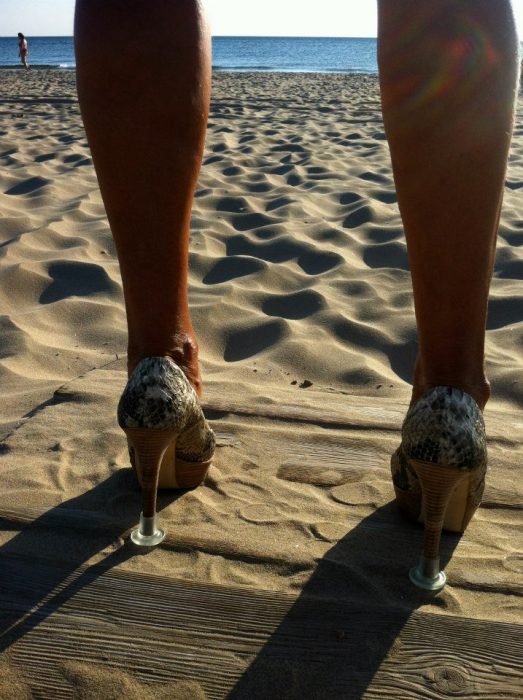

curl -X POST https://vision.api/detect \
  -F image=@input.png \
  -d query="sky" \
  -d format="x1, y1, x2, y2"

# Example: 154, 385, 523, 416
1, 0, 523, 38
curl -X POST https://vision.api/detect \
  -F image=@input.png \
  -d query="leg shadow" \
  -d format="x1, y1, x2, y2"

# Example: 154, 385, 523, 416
227, 502, 462, 699
0, 468, 180, 652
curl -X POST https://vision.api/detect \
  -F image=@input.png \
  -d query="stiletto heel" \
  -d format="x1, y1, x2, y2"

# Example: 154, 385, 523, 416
391, 386, 487, 591
118, 357, 216, 547
125, 427, 176, 546
408, 460, 468, 590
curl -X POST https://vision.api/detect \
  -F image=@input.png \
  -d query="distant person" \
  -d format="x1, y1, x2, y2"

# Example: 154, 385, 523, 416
18, 32, 28, 70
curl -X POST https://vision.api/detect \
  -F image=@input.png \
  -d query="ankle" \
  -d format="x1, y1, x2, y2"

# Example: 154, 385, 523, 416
411, 355, 491, 410
127, 333, 203, 397
411, 379, 490, 411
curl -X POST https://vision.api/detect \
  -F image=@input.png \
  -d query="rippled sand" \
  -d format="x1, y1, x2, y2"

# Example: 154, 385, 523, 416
0, 69, 521, 698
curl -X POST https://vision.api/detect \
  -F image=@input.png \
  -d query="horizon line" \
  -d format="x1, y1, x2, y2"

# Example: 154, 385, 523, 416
0, 34, 378, 39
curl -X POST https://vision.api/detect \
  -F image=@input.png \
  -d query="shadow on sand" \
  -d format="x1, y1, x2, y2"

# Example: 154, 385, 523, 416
0, 474, 462, 699
227, 502, 461, 699
0, 469, 180, 652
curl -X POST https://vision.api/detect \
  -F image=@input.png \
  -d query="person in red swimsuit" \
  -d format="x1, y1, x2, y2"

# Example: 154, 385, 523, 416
18, 32, 28, 70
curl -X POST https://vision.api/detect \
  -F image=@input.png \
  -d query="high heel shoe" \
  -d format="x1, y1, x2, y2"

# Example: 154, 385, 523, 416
117, 357, 215, 547
391, 386, 487, 591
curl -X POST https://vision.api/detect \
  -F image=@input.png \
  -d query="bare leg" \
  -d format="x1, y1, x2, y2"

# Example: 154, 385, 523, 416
378, 0, 519, 408
74, 0, 211, 396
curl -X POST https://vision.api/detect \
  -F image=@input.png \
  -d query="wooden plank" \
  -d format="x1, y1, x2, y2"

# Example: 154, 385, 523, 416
0, 555, 521, 699
3, 368, 521, 458
49, 368, 523, 440
0, 369, 521, 699
0, 369, 520, 615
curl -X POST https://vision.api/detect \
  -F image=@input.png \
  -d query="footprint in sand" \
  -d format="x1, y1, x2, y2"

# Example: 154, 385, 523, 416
262, 290, 325, 319
40, 261, 119, 304
363, 241, 409, 270
203, 256, 266, 284
312, 521, 349, 543
239, 503, 282, 524
5, 176, 50, 196
223, 319, 287, 361
277, 463, 345, 487
330, 482, 384, 507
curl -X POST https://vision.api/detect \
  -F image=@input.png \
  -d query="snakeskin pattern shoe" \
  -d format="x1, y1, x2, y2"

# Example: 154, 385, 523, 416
118, 357, 215, 546
391, 386, 487, 590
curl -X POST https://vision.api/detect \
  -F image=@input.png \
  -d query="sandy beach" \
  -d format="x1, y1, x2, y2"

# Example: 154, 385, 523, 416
0, 69, 522, 698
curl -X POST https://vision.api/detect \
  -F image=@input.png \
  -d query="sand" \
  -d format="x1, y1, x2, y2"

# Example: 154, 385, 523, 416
0, 69, 522, 698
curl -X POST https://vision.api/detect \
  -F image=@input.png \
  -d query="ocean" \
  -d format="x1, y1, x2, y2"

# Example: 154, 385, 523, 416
0, 35, 378, 73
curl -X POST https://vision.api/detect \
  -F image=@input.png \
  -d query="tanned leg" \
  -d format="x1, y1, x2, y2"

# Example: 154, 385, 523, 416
378, 0, 519, 408
75, 0, 211, 396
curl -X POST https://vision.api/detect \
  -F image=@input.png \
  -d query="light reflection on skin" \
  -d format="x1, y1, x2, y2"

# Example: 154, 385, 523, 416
380, 9, 506, 146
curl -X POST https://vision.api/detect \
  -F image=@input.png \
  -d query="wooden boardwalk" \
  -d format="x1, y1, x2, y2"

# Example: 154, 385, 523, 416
0, 369, 521, 699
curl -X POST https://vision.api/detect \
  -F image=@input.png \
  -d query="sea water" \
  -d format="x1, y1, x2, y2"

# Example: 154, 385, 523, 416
0, 35, 378, 73
212, 36, 377, 73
